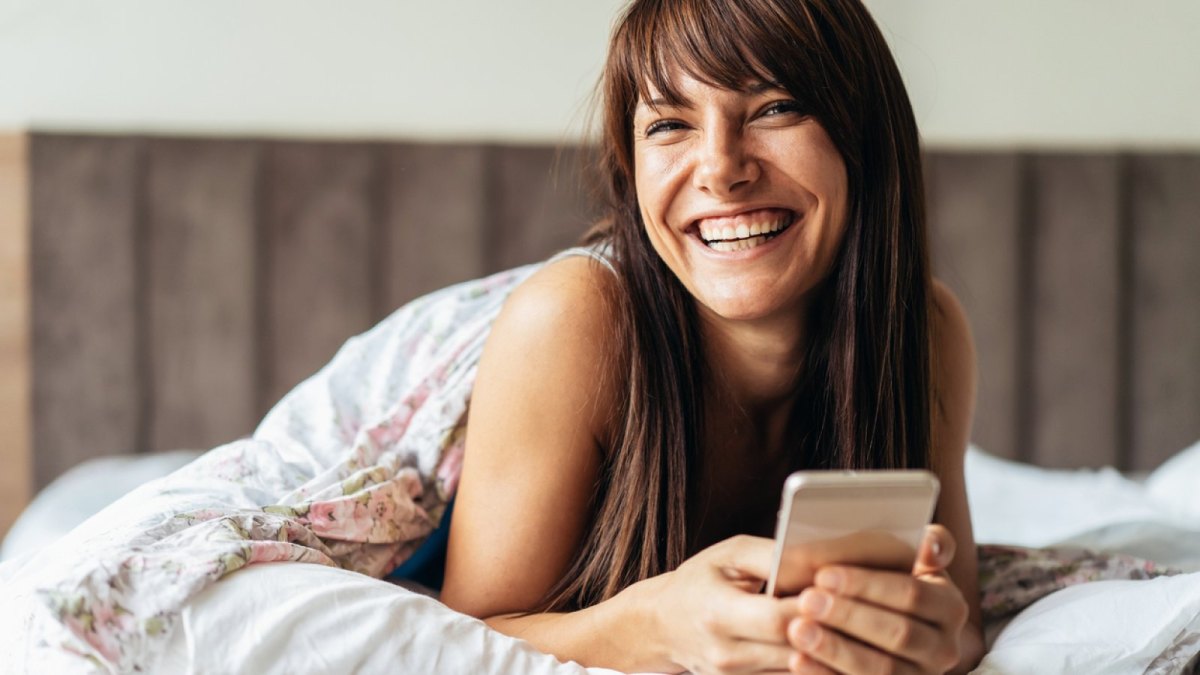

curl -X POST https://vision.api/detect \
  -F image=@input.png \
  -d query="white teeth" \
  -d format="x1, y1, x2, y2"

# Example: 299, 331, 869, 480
698, 213, 793, 243
708, 234, 770, 252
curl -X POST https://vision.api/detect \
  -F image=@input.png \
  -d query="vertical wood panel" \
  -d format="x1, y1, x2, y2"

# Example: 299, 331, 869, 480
146, 138, 258, 452
1027, 155, 1122, 468
1129, 155, 1200, 471
21, 136, 1200, 486
260, 142, 377, 412
488, 145, 596, 272
0, 132, 31, 535
380, 143, 488, 313
926, 153, 1024, 461
31, 134, 142, 489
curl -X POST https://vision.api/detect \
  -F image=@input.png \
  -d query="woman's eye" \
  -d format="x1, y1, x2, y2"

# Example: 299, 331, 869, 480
646, 119, 686, 136
760, 100, 804, 118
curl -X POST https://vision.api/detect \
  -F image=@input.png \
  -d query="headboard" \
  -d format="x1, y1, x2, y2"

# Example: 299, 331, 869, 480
19, 133, 1200, 494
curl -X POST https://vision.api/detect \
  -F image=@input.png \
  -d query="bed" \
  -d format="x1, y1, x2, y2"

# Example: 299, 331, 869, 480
3, 436, 1200, 674
1, 134, 1198, 673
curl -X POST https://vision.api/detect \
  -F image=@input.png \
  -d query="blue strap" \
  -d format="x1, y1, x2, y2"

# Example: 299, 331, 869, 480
387, 497, 454, 590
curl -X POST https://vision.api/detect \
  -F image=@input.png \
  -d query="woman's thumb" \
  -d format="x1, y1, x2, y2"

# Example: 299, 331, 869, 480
912, 524, 956, 576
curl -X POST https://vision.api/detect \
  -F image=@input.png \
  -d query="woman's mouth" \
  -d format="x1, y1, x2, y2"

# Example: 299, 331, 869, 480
693, 208, 797, 253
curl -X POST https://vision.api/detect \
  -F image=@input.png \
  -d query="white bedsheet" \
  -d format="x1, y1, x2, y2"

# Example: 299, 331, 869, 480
154, 563, 622, 675
4, 440, 1200, 674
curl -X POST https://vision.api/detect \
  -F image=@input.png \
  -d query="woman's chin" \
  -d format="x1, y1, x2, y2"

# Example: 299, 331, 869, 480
695, 294, 796, 326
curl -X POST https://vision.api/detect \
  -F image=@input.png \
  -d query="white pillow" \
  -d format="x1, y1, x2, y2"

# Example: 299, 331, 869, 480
964, 445, 1165, 547
1145, 438, 1200, 521
154, 562, 624, 675
0, 450, 201, 562
975, 572, 1200, 674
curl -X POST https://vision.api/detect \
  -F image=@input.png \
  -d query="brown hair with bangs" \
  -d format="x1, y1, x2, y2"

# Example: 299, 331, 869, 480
539, 0, 933, 612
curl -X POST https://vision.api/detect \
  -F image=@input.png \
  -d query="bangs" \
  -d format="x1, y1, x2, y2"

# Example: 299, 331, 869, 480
613, 0, 820, 110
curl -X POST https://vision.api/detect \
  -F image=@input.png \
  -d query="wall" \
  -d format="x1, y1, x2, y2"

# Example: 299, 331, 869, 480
867, 1, 1200, 148
1, 1, 1197, 529
1, 1, 1198, 146
0, 0, 618, 142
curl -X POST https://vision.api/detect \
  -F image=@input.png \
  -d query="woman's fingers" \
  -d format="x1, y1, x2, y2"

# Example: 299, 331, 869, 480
790, 651, 839, 675
788, 618, 923, 675
705, 534, 777, 582
707, 592, 802, 643
812, 564, 968, 627
798, 565, 968, 672
795, 586, 958, 670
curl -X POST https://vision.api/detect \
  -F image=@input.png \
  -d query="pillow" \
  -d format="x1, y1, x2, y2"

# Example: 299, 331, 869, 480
154, 562, 623, 675
976, 572, 1200, 674
0, 450, 201, 562
1145, 438, 1200, 521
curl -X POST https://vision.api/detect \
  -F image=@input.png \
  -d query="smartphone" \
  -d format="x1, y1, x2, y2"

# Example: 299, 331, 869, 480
765, 470, 940, 597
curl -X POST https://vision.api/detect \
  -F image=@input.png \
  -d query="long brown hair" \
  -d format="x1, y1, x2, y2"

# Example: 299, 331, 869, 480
538, 0, 933, 612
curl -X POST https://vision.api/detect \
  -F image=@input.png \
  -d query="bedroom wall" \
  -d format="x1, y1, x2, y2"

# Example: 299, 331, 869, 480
1, 3, 1198, 527
866, 1, 1200, 148
0, 1, 1198, 146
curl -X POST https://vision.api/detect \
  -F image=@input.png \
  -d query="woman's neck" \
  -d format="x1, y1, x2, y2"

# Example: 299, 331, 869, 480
698, 305, 809, 447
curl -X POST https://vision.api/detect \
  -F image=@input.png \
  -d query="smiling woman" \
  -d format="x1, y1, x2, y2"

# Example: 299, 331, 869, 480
440, 0, 982, 673
632, 77, 849, 325
0, 1, 982, 673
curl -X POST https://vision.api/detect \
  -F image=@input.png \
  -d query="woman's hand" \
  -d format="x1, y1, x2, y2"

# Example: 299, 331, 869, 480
786, 525, 970, 674
633, 534, 802, 674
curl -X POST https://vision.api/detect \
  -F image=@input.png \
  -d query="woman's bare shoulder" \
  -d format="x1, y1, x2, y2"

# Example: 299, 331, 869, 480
929, 279, 977, 459
443, 255, 621, 616
503, 254, 621, 334
486, 253, 622, 432
929, 280, 974, 375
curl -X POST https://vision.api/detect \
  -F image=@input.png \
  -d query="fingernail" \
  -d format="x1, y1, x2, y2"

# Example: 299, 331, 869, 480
814, 568, 843, 592
932, 538, 942, 558
799, 589, 829, 617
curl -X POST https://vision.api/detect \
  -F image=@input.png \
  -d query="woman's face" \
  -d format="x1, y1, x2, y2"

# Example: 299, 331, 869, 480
632, 72, 849, 326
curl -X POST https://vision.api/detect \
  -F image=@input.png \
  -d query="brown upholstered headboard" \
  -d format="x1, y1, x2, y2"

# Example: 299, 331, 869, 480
21, 134, 1200, 494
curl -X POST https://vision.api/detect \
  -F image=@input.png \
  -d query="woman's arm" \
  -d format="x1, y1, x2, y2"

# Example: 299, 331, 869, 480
927, 279, 985, 671
441, 257, 613, 620
440, 257, 802, 672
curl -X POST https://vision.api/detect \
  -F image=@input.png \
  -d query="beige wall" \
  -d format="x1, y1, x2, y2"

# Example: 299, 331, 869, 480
0, 1, 1197, 146
866, 0, 1200, 148
0, 132, 30, 539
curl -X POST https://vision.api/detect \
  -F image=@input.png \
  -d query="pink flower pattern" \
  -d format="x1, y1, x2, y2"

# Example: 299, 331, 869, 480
14, 262, 540, 671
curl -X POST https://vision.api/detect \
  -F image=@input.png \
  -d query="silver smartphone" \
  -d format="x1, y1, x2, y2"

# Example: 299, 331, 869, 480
765, 470, 940, 597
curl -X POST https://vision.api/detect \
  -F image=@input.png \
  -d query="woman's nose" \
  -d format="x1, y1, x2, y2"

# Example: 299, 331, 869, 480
692, 127, 760, 196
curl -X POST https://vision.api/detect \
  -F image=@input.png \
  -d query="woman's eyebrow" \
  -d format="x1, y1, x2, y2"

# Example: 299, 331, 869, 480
746, 80, 786, 94
643, 94, 692, 110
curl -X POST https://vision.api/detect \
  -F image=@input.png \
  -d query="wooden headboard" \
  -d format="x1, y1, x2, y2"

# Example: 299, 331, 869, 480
14, 134, 1200, 498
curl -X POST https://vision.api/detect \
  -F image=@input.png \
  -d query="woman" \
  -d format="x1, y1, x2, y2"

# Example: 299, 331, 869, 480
440, 0, 984, 672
